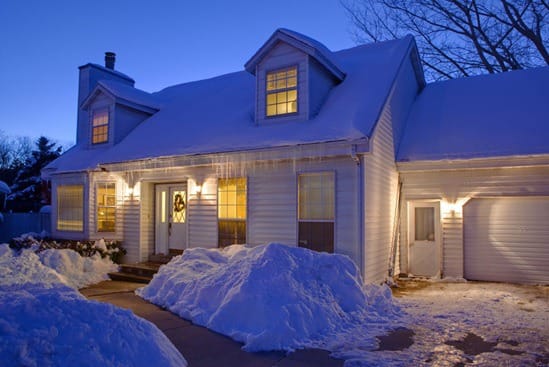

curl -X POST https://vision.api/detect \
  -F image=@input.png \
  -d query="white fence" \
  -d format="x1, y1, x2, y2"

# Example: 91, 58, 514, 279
0, 213, 51, 243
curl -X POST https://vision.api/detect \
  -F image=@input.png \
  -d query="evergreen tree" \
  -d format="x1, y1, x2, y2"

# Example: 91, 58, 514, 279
7, 136, 62, 212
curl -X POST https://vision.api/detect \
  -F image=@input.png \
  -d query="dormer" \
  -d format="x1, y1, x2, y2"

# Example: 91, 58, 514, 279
76, 53, 160, 148
245, 29, 345, 125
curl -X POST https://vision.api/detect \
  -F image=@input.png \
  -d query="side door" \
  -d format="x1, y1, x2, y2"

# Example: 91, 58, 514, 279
408, 201, 441, 277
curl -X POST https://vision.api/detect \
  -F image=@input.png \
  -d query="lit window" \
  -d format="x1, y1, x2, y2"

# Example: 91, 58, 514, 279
92, 108, 109, 144
218, 178, 246, 247
97, 183, 116, 232
266, 67, 298, 117
57, 185, 84, 231
298, 172, 334, 221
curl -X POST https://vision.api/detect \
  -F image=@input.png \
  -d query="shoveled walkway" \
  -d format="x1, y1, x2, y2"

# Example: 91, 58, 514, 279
81, 281, 343, 367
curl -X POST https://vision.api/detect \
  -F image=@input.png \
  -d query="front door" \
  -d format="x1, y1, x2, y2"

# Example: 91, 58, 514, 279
408, 201, 440, 277
155, 183, 187, 254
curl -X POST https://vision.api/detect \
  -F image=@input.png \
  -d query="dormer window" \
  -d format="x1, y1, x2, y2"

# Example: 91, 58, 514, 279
266, 66, 298, 117
92, 108, 109, 144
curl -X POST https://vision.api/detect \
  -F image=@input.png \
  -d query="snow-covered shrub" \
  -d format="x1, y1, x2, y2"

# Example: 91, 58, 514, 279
9, 234, 126, 263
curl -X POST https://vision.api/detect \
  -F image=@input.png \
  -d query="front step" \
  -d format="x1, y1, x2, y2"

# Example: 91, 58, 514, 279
108, 272, 152, 284
108, 262, 163, 284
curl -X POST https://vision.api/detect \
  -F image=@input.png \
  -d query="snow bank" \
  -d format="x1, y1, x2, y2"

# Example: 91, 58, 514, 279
0, 283, 186, 367
138, 243, 400, 352
39, 248, 118, 289
0, 244, 187, 366
0, 244, 117, 289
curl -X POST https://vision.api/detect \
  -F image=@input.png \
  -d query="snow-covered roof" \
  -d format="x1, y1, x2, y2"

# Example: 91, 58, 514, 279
46, 35, 414, 172
245, 28, 346, 81
397, 66, 549, 161
81, 80, 162, 111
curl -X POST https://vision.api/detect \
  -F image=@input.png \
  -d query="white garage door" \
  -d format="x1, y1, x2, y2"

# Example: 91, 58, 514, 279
463, 197, 549, 284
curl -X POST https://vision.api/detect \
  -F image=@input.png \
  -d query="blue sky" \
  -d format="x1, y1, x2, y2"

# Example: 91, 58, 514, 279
0, 0, 356, 146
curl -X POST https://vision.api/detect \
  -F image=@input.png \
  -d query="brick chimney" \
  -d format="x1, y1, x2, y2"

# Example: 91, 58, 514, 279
105, 52, 116, 70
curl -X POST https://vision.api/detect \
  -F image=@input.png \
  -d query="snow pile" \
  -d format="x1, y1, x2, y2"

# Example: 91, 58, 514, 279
138, 243, 400, 352
0, 244, 64, 288
0, 243, 187, 366
39, 248, 118, 289
0, 244, 117, 289
0, 283, 187, 367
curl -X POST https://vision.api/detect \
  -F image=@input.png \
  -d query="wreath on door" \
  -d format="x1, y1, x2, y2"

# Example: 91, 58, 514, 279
173, 193, 186, 212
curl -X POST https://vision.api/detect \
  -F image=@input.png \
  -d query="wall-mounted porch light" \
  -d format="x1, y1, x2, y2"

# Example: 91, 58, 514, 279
192, 182, 202, 197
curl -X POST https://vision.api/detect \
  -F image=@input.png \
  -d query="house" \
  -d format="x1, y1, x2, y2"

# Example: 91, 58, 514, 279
42, 29, 549, 285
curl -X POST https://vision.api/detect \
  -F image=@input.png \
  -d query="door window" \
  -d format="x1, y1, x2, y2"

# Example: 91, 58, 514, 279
414, 207, 435, 241
172, 190, 186, 223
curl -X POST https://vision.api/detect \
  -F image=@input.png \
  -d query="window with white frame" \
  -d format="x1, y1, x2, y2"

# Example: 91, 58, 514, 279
266, 66, 298, 117
298, 172, 334, 221
96, 182, 116, 232
297, 172, 335, 253
217, 177, 246, 247
57, 185, 84, 231
92, 108, 109, 144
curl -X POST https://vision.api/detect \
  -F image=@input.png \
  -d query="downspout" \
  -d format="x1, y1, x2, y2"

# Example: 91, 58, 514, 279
351, 145, 365, 282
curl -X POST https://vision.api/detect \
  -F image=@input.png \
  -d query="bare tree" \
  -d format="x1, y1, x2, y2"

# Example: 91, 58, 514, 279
341, 0, 549, 80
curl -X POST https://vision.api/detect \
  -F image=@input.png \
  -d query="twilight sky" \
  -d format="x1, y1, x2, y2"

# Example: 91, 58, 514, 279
0, 0, 356, 146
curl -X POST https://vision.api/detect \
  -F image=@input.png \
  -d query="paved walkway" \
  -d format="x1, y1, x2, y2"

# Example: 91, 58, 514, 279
81, 281, 343, 367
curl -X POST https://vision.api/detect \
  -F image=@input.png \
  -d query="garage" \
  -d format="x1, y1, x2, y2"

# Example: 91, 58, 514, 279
463, 197, 549, 284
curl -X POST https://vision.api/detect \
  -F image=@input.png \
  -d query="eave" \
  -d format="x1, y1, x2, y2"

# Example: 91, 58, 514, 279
396, 154, 549, 172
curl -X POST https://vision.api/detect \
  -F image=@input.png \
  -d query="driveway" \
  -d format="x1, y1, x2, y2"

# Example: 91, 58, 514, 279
387, 280, 549, 366
82, 280, 547, 367
81, 281, 343, 367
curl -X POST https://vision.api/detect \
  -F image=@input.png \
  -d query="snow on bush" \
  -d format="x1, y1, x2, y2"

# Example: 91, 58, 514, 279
39, 248, 118, 289
0, 243, 117, 289
138, 243, 400, 352
0, 283, 187, 367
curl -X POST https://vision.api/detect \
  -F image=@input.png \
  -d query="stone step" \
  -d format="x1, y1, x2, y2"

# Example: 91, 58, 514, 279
108, 272, 152, 284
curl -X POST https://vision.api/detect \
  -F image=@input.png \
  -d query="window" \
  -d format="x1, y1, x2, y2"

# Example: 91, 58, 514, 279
57, 185, 84, 231
92, 108, 109, 144
97, 183, 116, 232
298, 172, 335, 253
218, 178, 246, 247
298, 172, 334, 221
266, 67, 298, 117
414, 207, 435, 241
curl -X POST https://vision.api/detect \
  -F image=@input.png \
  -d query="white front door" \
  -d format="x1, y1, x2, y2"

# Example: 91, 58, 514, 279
155, 183, 187, 254
408, 201, 441, 277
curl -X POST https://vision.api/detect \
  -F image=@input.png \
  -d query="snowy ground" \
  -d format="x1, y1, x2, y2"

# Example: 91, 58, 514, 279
0, 244, 187, 367
139, 243, 548, 367
383, 280, 549, 367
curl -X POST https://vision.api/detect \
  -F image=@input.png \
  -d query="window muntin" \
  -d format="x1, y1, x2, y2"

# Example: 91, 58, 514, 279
266, 67, 298, 117
218, 178, 247, 220
57, 185, 84, 231
92, 108, 109, 144
97, 183, 116, 232
298, 172, 335, 221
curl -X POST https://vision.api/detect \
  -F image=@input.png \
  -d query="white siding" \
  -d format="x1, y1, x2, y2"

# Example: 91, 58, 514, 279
399, 165, 549, 278
362, 53, 419, 284
122, 198, 140, 263
463, 197, 549, 284
188, 177, 218, 248
246, 158, 359, 262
